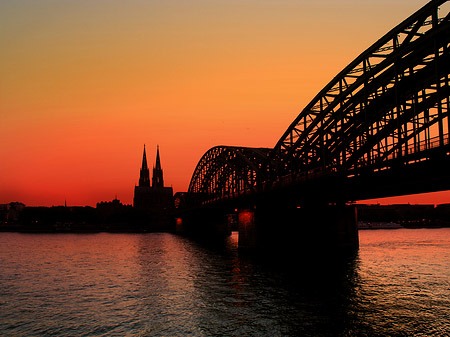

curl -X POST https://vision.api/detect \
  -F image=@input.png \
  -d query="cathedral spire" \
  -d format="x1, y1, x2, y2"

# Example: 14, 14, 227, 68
152, 145, 164, 188
142, 144, 148, 170
139, 144, 150, 187
155, 145, 161, 170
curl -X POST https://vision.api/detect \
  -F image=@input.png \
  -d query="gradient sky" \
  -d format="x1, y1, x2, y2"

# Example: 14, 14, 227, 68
1, 0, 448, 206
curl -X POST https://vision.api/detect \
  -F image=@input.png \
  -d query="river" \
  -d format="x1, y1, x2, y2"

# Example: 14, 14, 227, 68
0, 229, 449, 336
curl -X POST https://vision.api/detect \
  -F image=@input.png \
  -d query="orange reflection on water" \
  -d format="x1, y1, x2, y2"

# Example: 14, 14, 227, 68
228, 232, 251, 309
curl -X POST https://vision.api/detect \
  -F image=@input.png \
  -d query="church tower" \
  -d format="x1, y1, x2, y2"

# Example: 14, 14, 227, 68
152, 145, 164, 188
139, 145, 150, 187
134, 145, 174, 211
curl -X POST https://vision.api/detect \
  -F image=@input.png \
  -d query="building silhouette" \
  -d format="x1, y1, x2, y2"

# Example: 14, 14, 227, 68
134, 145, 174, 211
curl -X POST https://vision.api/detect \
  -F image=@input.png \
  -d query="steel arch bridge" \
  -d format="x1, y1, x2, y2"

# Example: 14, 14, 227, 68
188, 146, 271, 202
188, 0, 450, 204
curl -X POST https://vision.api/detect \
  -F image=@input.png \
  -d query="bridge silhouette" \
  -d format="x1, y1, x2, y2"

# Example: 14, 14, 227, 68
178, 0, 450, 255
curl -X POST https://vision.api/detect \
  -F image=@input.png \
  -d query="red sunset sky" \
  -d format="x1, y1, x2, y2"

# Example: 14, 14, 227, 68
1, 0, 449, 206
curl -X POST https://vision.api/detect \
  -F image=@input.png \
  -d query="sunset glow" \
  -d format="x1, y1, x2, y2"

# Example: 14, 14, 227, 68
1, 0, 448, 206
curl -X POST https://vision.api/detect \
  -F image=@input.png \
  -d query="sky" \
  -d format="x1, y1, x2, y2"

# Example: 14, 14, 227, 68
1, 0, 449, 206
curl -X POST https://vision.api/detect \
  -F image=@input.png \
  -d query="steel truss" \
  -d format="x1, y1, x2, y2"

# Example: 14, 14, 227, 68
188, 146, 271, 198
188, 0, 450, 202
273, 0, 450, 179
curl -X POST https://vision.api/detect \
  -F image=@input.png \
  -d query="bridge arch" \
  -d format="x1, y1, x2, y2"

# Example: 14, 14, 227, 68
273, 0, 450, 179
188, 146, 271, 201
187, 0, 450, 203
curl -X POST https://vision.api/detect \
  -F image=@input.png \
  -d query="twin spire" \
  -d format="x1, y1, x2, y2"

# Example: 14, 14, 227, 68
155, 145, 161, 170
142, 144, 148, 170
139, 145, 150, 187
139, 145, 164, 188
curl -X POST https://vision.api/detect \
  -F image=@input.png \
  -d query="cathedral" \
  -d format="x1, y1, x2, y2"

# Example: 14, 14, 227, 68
133, 145, 174, 211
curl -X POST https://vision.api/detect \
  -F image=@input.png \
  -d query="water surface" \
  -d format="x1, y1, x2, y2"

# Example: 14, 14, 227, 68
0, 229, 449, 336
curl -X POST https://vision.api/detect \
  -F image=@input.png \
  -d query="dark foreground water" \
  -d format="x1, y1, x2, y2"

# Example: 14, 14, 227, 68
0, 229, 449, 336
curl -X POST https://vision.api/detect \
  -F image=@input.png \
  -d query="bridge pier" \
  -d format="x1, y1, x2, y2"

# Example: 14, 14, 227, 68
237, 203, 359, 257
237, 209, 257, 249
177, 201, 358, 258
176, 206, 232, 241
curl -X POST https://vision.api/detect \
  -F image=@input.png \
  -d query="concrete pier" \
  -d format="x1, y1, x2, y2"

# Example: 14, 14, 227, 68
237, 203, 359, 257
237, 209, 258, 249
177, 201, 359, 259
176, 206, 232, 241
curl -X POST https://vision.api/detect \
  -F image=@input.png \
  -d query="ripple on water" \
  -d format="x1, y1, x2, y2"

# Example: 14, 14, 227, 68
0, 230, 449, 336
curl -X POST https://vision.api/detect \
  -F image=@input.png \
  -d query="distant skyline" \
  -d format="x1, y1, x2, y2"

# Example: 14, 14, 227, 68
2, 0, 449, 206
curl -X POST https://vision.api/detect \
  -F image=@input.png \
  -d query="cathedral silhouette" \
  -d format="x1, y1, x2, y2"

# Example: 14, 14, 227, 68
134, 145, 173, 211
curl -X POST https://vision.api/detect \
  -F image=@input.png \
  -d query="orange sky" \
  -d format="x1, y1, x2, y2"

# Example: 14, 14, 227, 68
1, 0, 449, 206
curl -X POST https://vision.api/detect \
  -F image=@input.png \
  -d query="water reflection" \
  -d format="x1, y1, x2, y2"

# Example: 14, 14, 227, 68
131, 232, 364, 336
0, 229, 449, 336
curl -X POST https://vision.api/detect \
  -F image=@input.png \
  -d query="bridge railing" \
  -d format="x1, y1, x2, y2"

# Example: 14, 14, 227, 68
363, 133, 450, 170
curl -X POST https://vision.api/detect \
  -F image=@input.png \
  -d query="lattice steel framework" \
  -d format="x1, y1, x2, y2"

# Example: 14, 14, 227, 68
188, 0, 450, 201
273, 0, 450, 179
188, 146, 271, 197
